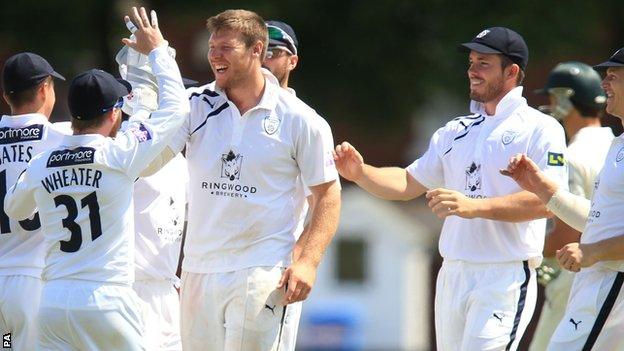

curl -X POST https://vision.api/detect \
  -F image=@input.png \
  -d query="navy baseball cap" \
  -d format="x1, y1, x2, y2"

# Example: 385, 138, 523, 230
267, 20, 298, 55
2, 52, 65, 94
68, 69, 131, 120
594, 47, 624, 70
459, 27, 529, 71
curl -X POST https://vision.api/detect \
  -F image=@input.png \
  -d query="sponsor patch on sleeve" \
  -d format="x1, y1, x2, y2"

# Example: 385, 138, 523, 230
547, 152, 565, 166
128, 123, 152, 143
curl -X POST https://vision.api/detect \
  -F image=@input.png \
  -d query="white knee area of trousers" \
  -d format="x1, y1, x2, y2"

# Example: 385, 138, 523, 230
180, 267, 303, 351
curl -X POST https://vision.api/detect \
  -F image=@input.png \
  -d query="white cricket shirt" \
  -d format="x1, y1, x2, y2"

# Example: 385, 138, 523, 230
566, 127, 614, 198
4, 46, 189, 284
169, 69, 338, 273
133, 153, 188, 282
0, 114, 67, 277
407, 87, 568, 262
580, 134, 624, 271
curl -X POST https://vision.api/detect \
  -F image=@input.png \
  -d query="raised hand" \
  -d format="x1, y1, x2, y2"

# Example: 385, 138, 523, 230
333, 141, 365, 182
500, 153, 557, 203
121, 7, 165, 55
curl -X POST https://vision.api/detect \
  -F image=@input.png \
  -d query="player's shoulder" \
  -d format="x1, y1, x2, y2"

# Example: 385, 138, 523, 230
517, 105, 561, 130
440, 113, 484, 134
274, 88, 324, 125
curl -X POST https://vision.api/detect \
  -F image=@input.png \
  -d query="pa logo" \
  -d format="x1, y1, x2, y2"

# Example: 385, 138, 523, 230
617, 146, 624, 162
3, 333, 11, 348
465, 162, 482, 192
221, 150, 243, 181
501, 130, 518, 145
263, 114, 281, 135
476, 29, 490, 39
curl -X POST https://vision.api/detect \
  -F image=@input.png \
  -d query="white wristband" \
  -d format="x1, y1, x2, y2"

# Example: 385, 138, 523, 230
546, 188, 591, 232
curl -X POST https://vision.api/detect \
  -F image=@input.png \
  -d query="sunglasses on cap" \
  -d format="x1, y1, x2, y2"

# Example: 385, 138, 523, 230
266, 47, 292, 59
101, 97, 124, 113
267, 26, 297, 55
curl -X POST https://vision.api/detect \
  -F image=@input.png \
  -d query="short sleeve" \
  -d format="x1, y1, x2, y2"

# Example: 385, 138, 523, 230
405, 127, 445, 189
295, 115, 339, 187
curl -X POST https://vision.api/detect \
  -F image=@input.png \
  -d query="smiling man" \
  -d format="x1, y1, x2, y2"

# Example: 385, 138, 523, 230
502, 47, 624, 351
161, 9, 341, 351
334, 27, 567, 350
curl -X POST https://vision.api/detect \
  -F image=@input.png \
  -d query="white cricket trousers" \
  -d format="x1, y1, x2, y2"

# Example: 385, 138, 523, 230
548, 266, 624, 351
0, 275, 42, 351
435, 259, 537, 351
133, 280, 182, 351
180, 266, 303, 351
38, 279, 145, 351
528, 269, 575, 351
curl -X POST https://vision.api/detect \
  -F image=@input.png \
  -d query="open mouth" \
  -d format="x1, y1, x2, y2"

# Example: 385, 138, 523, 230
214, 64, 228, 74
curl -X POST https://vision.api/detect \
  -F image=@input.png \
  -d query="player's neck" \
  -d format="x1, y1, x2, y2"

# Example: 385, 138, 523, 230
11, 103, 48, 118
225, 69, 265, 115
483, 85, 516, 116
564, 111, 601, 140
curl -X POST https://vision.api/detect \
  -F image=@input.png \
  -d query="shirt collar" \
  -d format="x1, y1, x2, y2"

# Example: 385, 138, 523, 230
61, 133, 106, 147
469, 86, 526, 118
1, 113, 49, 125
210, 68, 281, 113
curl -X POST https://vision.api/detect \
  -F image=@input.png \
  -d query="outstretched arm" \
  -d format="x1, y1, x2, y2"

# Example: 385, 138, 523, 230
501, 153, 589, 229
333, 141, 427, 201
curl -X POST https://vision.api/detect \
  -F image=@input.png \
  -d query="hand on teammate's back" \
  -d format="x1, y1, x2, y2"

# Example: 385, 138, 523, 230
122, 7, 165, 55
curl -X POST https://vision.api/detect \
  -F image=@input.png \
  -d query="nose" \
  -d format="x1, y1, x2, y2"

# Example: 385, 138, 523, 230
208, 48, 222, 61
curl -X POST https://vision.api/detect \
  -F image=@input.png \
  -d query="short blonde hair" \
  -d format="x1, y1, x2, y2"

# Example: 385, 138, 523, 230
206, 9, 268, 59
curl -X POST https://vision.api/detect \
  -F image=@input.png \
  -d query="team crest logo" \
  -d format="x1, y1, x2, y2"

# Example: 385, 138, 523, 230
476, 29, 490, 38
221, 150, 243, 181
263, 114, 281, 135
617, 147, 624, 162
465, 162, 482, 192
501, 130, 518, 145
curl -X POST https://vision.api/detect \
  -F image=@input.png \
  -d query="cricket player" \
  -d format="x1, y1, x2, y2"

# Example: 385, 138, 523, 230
144, 9, 340, 350
334, 27, 567, 350
0, 52, 66, 351
4, 7, 189, 350
116, 35, 189, 350
529, 62, 612, 351
502, 47, 624, 351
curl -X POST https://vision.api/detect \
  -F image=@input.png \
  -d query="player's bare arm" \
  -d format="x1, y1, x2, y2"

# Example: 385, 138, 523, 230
334, 141, 427, 201
278, 179, 340, 304
502, 153, 590, 230
426, 187, 551, 221
543, 218, 581, 257
556, 235, 624, 273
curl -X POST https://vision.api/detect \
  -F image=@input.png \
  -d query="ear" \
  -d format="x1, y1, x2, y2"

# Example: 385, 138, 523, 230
252, 40, 264, 58
506, 63, 520, 82
288, 55, 299, 70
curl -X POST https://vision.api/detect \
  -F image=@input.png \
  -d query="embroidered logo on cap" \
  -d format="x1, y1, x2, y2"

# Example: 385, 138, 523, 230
476, 29, 490, 39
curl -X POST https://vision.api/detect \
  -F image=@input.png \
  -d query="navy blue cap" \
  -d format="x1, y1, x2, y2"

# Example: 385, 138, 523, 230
594, 47, 624, 70
459, 27, 529, 71
68, 69, 131, 120
267, 20, 298, 55
2, 52, 65, 94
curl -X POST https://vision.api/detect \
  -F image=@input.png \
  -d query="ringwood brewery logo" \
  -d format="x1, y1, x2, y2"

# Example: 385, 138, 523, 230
47, 147, 96, 167
207, 150, 257, 198
0, 125, 44, 144
465, 162, 482, 192
263, 114, 281, 135
221, 150, 243, 181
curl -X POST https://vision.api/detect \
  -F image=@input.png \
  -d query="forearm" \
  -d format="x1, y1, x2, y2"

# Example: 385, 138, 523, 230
297, 182, 340, 267
474, 190, 551, 222
583, 235, 624, 264
355, 165, 424, 201
545, 189, 590, 232
543, 218, 581, 257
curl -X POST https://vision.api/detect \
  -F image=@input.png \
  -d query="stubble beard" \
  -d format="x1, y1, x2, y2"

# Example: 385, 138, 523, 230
469, 76, 504, 103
